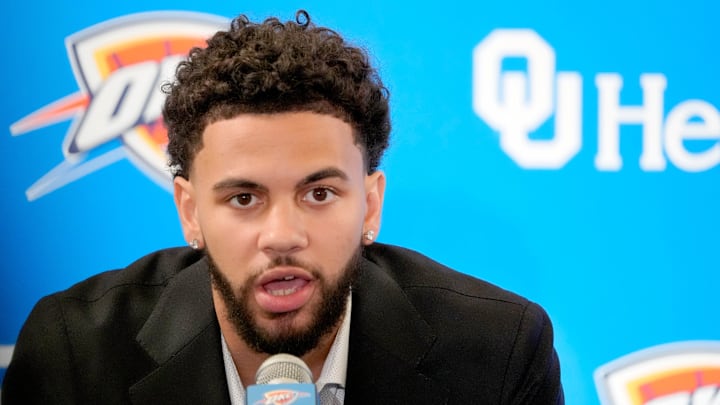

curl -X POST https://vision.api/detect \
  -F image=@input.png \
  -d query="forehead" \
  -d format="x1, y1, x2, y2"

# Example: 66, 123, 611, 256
191, 112, 364, 182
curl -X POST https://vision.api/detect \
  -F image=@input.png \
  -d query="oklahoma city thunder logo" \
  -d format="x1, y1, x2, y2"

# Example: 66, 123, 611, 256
595, 341, 720, 404
9, 11, 227, 201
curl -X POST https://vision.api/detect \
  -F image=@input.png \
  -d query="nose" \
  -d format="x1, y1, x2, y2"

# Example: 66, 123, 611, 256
257, 201, 308, 255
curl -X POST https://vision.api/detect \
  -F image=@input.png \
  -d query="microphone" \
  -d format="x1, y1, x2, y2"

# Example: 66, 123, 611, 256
246, 353, 318, 405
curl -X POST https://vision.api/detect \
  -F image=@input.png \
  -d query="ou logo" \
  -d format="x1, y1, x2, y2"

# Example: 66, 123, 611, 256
472, 29, 720, 172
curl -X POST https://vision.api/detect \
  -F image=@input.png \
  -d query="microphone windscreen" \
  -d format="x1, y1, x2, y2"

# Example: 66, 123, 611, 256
255, 353, 313, 385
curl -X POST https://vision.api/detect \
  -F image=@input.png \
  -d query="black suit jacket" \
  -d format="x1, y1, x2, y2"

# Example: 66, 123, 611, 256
3, 243, 563, 404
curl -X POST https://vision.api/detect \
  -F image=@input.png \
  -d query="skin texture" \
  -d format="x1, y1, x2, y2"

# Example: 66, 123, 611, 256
173, 111, 385, 385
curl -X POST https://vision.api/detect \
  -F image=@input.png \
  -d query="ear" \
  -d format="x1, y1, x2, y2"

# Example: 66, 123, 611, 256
363, 170, 386, 244
174, 176, 203, 249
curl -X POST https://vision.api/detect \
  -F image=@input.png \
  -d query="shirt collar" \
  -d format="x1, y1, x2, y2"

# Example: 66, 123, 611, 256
315, 294, 351, 390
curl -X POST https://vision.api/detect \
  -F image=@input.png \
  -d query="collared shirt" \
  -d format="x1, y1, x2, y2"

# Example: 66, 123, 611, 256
221, 295, 352, 405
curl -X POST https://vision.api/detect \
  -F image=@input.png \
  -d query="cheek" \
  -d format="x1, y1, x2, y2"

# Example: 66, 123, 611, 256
309, 207, 364, 264
200, 209, 258, 282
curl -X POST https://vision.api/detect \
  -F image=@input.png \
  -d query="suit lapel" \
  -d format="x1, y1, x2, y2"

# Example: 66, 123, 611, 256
126, 250, 448, 404
345, 257, 449, 404
129, 258, 230, 405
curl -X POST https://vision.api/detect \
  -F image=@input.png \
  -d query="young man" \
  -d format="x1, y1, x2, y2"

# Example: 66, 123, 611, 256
3, 11, 564, 404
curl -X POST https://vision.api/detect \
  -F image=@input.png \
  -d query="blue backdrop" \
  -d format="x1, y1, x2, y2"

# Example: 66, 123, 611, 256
3, 1, 719, 403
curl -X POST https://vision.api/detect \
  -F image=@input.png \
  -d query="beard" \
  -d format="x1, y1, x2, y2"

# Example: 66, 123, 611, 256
207, 247, 362, 357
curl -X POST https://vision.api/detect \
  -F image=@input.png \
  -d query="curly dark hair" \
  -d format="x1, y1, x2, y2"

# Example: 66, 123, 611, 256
162, 10, 391, 179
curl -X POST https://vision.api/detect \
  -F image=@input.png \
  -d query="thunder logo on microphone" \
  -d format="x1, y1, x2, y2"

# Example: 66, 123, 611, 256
9, 11, 227, 201
248, 354, 318, 405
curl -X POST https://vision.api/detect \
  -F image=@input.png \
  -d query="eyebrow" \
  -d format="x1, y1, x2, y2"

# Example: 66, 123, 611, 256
213, 178, 266, 193
212, 167, 349, 193
300, 167, 349, 186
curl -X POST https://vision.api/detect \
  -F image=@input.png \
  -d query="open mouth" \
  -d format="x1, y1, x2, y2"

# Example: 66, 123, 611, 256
264, 275, 309, 297
255, 269, 316, 313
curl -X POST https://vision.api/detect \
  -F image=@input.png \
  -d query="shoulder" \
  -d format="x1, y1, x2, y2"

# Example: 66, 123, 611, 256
360, 243, 562, 402
18, 246, 205, 340
3, 247, 207, 403
14, 246, 206, 357
361, 242, 549, 344
57, 246, 204, 302
363, 242, 531, 307
40, 246, 207, 341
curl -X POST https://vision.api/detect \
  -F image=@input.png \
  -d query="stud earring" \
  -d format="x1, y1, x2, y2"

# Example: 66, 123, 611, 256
190, 239, 199, 250
364, 230, 375, 242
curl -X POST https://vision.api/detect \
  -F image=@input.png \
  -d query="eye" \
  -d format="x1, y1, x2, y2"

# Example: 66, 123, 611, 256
229, 193, 261, 209
302, 187, 338, 205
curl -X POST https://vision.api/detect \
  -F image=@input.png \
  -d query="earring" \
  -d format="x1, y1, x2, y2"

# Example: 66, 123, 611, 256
190, 239, 199, 250
363, 230, 375, 242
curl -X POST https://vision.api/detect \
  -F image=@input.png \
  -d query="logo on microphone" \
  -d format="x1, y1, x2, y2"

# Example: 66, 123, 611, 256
9, 11, 227, 201
594, 341, 720, 404
255, 389, 311, 405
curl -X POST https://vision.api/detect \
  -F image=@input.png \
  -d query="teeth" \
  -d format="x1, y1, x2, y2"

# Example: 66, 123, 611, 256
269, 288, 298, 296
283, 276, 295, 281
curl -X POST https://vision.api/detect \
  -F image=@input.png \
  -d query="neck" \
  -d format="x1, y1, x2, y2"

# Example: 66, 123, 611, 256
212, 288, 341, 386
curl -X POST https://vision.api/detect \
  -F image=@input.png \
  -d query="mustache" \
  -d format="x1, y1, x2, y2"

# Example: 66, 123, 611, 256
255, 255, 322, 279
268, 255, 305, 268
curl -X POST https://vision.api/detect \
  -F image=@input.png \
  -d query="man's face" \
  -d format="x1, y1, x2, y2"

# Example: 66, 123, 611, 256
174, 112, 385, 355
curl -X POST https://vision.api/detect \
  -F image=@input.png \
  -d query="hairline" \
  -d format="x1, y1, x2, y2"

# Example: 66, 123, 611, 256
176, 108, 370, 179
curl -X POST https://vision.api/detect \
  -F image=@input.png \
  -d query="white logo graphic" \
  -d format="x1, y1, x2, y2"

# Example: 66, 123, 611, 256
1, 344, 14, 399
473, 29, 720, 172
595, 341, 720, 405
10, 12, 227, 201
